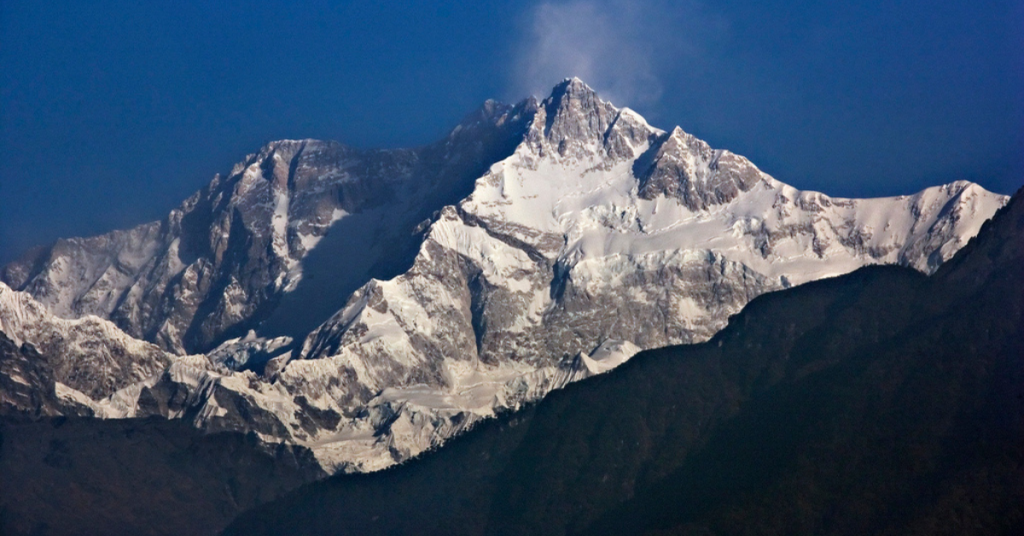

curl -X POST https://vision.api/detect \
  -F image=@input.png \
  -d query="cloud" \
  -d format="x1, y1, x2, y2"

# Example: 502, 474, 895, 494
509, 0, 721, 107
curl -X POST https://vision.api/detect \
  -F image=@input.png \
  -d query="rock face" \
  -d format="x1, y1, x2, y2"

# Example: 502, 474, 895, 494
2, 100, 534, 356
0, 331, 76, 417
1, 78, 1009, 473
0, 282, 173, 403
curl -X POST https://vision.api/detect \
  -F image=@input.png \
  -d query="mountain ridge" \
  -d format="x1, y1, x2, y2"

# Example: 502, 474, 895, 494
222, 186, 1024, 536
0, 79, 1009, 473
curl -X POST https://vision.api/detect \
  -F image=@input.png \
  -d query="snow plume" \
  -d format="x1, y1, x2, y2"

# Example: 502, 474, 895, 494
510, 0, 718, 107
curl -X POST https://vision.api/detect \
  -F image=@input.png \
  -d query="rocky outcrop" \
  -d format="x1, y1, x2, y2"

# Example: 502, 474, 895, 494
636, 127, 762, 210
0, 331, 83, 417
0, 282, 173, 401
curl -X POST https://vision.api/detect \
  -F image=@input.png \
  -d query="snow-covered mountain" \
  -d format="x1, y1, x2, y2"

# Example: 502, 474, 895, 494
0, 281, 173, 414
1, 78, 1008, 472
1, 100, 534, 356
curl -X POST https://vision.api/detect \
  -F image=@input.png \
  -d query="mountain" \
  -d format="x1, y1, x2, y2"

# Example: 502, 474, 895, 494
1, 100, 534, 357
0, 289, 324, 536
0, 281, 173, 412
223, 186, 1024, 536
0, 79, 1008, 473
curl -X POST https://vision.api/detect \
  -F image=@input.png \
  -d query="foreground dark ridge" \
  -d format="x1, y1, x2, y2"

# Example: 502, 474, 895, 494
0, 416, 324, 536
223, 186, 1024, 536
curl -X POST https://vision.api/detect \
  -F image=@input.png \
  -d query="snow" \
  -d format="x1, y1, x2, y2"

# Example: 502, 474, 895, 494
282, 93, 1005, 472
1, 79, 1008, 476
54, 382, 98, 408
580, 340, 641, 375
297, 208, 348, 252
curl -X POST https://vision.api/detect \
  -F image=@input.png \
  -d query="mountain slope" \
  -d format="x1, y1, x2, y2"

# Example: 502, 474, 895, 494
242, 79, 1007, 470
2, 100, 534, 356
0, 79, 1008, 473
0, 281, 173, 405
0, 416, 324, 536
223, 186, 1024, 536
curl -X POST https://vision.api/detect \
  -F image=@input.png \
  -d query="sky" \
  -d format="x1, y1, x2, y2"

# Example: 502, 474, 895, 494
2, 0, 1022, 263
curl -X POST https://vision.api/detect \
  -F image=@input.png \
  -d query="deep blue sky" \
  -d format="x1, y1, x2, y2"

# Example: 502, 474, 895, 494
2, 0, 1022, 263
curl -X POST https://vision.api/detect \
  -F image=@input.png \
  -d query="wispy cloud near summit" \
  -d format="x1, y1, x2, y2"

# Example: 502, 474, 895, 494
509, 0, 721, 107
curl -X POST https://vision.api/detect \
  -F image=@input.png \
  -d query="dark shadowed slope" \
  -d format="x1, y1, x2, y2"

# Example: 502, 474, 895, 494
0, 417, 324, 536
224, 187, 1024, 536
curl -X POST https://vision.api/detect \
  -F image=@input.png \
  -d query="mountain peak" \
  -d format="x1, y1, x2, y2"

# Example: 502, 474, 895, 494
544, 77, 603, 114
462, 98, 511, 125
529, 77, 642, 160
551, 76, 594, 96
